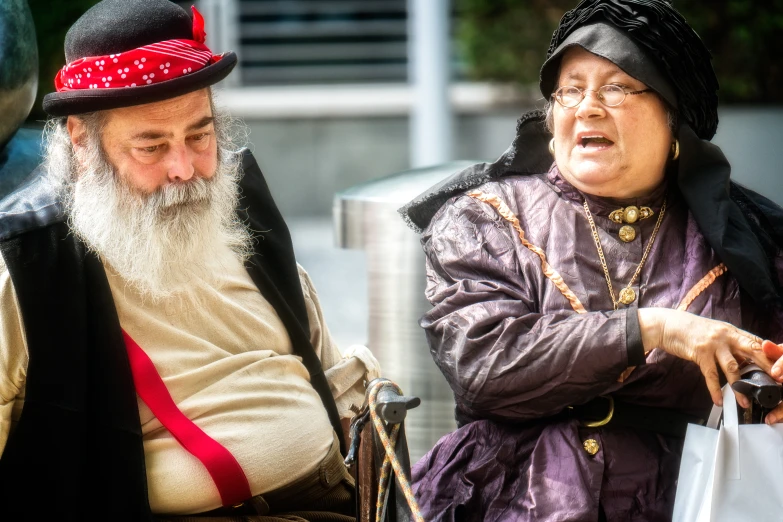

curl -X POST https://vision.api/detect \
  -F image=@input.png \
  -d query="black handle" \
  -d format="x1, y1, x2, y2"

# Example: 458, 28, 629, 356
732, 371, 783, 409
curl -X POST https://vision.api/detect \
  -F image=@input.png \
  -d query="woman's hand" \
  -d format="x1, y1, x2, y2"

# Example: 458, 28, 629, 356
637, 308, 770, 408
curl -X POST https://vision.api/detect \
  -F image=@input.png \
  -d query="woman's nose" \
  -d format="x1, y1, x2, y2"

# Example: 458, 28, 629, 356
575, 91, 606, 119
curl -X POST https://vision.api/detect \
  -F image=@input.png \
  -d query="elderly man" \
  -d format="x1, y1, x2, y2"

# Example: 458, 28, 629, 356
0, 1, 378, 520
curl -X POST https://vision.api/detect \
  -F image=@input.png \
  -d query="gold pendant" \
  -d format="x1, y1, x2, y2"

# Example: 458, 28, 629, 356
619, 225, 636, 242
619, 287, 636, 305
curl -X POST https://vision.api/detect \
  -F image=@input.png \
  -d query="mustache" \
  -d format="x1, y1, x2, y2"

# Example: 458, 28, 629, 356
123, 174, 214, 210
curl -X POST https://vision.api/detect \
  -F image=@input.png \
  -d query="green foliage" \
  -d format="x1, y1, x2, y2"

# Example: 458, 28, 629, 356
26, 0, 100, 122
456, 0, 783, 104
456, 0, 575, 86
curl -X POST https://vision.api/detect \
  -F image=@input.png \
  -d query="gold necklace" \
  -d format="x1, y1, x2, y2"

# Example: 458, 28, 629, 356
583, 198, 667, 309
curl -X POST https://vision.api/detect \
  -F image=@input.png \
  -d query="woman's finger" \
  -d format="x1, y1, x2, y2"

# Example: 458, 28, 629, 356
733, 330, 771, 373
716, 347, 741, 384
762, 341, 783, 382
715, 348, 750, 408
772, 356, 783, 382
699, 360, 723, 406
765, 401, 783, 425
762, 340, 783, 360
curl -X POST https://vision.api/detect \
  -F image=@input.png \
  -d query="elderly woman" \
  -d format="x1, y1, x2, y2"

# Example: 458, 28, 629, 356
400, 0, 783, 520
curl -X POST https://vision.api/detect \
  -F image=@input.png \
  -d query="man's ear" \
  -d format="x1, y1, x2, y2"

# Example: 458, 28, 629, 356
66, 116, 88, 153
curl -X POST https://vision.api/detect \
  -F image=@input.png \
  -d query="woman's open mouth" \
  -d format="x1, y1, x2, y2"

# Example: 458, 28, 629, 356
578, 136, 615, 151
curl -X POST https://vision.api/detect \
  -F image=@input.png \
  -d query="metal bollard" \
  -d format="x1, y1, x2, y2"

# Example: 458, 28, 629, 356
334, 161, 475, 462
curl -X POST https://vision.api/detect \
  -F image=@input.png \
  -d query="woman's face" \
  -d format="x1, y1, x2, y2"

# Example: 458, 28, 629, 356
552, 47, 673, 198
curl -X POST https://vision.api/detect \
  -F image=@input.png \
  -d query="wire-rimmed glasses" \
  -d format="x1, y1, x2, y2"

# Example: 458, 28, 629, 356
553, 85, 652, 108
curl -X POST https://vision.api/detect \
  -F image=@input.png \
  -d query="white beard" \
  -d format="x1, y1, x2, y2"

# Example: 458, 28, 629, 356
47, 123, 252, 301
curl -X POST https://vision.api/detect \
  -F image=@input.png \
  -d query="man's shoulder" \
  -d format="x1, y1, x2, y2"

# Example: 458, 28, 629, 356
0, 168, 64, 242
237, 147, 259, 178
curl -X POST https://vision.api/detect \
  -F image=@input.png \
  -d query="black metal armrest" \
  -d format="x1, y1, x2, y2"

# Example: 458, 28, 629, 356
347, 378, 421, 522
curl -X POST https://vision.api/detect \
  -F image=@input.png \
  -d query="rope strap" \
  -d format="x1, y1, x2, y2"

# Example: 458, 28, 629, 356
677, 263, 728, 311
467, 190, 587, 314
368, 380, 424, 522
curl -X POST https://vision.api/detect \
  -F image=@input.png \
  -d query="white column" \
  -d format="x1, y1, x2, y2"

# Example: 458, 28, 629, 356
408, 0, 452, 168
196, 0, 241, 87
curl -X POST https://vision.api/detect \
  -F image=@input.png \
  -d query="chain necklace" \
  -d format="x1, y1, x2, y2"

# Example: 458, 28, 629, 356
583, 197, 667, 309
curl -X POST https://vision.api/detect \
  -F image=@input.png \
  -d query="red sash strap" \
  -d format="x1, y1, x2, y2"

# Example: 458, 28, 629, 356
122, 330, 252, 507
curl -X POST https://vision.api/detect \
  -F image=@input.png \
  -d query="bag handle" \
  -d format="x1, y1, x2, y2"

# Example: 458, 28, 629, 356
706, 385, 739, 429
705, 385, 742, 481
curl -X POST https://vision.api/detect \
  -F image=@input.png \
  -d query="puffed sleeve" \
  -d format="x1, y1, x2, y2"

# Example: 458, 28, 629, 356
421, 194, 632, 422
297, 265, 380, 419
0, 254, 28, 455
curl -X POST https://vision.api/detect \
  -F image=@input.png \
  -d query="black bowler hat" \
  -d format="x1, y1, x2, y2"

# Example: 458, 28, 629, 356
42, 0, 236, 117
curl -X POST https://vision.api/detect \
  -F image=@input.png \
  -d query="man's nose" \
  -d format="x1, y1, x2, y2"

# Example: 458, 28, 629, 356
166, 145, 195, 182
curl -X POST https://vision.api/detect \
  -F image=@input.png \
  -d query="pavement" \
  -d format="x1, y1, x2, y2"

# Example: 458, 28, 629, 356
287, 216, 369, 349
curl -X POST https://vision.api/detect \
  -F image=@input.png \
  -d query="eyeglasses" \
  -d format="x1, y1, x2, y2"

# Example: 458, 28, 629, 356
552, 85, 652, 108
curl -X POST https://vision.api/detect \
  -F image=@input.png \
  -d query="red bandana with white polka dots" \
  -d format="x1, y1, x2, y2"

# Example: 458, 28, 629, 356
54, 6, 220, 92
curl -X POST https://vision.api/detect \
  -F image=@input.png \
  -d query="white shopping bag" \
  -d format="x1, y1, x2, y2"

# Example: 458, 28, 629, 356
673, 385, 783, 521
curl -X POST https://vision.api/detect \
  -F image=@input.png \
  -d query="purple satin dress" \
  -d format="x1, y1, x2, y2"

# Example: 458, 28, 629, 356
412, 168, 783, 522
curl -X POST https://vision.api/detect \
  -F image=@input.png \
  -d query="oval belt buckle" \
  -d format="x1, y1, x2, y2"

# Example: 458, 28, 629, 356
582, 395, 615, 428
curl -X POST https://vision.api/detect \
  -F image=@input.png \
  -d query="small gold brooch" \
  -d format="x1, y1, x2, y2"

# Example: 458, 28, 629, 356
618, 225, 636, 243
609, 206, 654, 224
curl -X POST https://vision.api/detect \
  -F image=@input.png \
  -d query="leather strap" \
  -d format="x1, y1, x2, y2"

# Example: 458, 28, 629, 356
122, 330, 252, 507
571, 396, 705, 438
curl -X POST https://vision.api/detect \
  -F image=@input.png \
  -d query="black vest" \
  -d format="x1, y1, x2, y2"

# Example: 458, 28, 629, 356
0, 150, 344, 521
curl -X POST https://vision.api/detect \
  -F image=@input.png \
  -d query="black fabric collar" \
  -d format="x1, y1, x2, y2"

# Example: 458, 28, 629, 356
399, 110, 783, 307
398, 109, 552, 233
0, 166, 64, 241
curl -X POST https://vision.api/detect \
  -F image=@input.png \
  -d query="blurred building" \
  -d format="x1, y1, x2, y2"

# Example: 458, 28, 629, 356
197, 0, 782, 219
208, 0, 409, 86
195, 0, 535, 218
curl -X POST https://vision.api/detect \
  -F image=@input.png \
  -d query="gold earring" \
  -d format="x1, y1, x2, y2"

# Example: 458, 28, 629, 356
549, 138, 555, 156
671, 139, 680, 161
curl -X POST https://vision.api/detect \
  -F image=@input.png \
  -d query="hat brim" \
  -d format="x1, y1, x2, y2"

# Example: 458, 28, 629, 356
42, 52, 237, 117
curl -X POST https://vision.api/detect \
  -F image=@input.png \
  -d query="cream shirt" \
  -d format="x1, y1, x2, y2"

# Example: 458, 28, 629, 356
0, 247, 379, 515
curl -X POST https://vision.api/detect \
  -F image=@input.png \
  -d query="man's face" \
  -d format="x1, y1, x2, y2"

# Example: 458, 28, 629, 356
57, 88, 250, 299
70, 88, 218, 194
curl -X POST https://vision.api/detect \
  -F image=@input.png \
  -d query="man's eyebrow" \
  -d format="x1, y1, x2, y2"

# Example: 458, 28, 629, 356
130, 130, 171, 141
129, 116, 214, 141
186, 116, 214, 133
